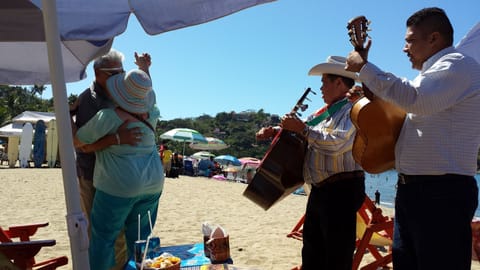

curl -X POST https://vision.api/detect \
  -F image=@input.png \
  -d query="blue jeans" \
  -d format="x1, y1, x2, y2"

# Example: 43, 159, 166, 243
89, 190, 161, 270
393, 174, 478, 270
302, 175, 365, 270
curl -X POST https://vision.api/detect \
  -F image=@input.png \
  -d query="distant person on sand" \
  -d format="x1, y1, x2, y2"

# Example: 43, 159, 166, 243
245, 168, 254, 184
257, 56, 365, 270
374, 190, 380, 206
162, 145, 173, 176
346, 7, 480, 270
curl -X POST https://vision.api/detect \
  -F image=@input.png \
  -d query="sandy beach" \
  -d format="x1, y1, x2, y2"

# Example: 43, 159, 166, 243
1, 168, 480, 270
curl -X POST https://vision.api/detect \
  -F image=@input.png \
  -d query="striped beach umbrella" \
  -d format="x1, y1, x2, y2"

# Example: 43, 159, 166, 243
191, 151, 215, 160
189, 137, 229, 151
160, 128, 207, 156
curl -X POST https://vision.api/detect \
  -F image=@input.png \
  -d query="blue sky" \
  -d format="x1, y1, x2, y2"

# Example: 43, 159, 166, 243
59, 0, 478, 120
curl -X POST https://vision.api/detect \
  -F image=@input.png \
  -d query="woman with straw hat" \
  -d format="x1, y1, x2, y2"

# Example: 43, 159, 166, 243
76, 69, 164, 270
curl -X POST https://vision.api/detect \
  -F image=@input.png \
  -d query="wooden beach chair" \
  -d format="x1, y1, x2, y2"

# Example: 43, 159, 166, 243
352, 197, 394, 270
287, 196, 394, 270
0, 222, 68, 270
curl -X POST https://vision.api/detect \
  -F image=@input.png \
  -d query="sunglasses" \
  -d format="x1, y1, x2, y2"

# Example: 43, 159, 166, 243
99, 67, 125, 76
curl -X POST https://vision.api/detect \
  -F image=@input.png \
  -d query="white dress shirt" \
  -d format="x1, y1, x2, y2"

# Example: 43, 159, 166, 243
359, 47, 480, 176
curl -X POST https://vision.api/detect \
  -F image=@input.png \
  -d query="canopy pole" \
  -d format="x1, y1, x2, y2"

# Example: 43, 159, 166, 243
41, 1, 90, 269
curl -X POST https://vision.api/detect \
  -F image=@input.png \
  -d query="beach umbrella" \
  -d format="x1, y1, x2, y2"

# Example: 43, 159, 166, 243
190, 137, 229, 151
191, 151, 215, 160
0, 1, 113, 85
160, 128, 208, 143
160, 128, 208, 156
0, 1, 275, 269
239, 157, 261, 168
214, 155, 242, 166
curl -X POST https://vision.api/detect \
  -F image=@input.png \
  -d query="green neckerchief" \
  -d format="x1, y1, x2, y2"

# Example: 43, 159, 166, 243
306, 99, 348, 127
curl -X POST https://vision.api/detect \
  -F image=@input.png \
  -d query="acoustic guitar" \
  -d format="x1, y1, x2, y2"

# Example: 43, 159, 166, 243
243, 88, 315, 210
348, 16, 406, 174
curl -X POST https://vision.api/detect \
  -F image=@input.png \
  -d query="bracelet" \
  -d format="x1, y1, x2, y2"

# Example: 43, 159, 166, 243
115, 133, 120, 145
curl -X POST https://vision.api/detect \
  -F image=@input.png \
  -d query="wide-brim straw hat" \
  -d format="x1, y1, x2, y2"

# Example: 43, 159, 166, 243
106, 69, 154, 114
308, 56, 360, 82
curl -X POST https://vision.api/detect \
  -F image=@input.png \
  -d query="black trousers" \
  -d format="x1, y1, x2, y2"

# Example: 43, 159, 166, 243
393, 174, 478, 270
302, 173, 365, 270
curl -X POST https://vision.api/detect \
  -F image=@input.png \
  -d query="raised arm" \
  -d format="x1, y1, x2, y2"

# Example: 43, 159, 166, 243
135, 52, 151, 76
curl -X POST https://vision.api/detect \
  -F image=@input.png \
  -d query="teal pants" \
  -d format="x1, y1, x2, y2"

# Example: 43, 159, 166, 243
89, 190, 161, 270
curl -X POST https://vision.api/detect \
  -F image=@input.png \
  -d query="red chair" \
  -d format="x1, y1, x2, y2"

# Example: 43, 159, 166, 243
353, 197, 393, 270
0, 222, 68, 270
286, 214, 305, 242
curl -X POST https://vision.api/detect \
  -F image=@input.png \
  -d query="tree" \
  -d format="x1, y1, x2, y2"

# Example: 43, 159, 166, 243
0, 87, 275, 159
0, 85, 55, 125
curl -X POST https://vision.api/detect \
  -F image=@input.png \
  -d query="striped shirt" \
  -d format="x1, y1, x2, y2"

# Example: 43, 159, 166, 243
359, 47, 480, 176
303, 98, 362, 185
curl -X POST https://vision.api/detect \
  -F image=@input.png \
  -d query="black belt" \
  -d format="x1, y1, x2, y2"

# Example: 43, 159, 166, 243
314, 170, 364, 187
397, 173, 472, 185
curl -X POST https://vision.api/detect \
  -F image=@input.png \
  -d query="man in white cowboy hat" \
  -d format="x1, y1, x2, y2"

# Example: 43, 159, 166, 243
70, 49, 151, 269
257, 55, 365, 270
76, 69, 164, 270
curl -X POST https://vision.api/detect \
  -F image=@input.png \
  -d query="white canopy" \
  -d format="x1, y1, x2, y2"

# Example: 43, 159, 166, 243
0, 123, 24, 137
0, 111, 56, 137
12, 111, 56, 124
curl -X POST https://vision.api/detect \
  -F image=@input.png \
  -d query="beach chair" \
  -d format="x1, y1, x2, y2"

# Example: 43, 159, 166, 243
286, 196, 394, 270
352, 196, 393, 270
0, 222, 68, 269
286, 214, 305, 242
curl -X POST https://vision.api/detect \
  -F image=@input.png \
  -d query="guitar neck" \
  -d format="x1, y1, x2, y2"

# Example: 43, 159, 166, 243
291, 87, 314, 114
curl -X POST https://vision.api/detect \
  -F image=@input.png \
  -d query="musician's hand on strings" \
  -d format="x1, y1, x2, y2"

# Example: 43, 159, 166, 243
345, 39, 371, 72
281, 114, 306, 134
256, 126, 279, 140
347, 85, 364, 103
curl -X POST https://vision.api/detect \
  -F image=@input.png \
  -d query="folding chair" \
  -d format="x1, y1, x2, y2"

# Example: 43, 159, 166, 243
352, 197, 393, 270
0, 222, 68, 270
287, 196, 394, 270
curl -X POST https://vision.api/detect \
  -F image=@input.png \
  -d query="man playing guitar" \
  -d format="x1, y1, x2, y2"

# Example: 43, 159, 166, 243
257, 56, 365, 270
346, 8, 480, 270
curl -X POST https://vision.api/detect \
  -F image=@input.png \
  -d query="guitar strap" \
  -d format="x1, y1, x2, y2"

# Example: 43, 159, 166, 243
306, 99, 348, 127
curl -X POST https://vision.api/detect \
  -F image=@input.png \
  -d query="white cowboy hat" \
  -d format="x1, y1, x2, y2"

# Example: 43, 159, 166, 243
308, 56, 360, 81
